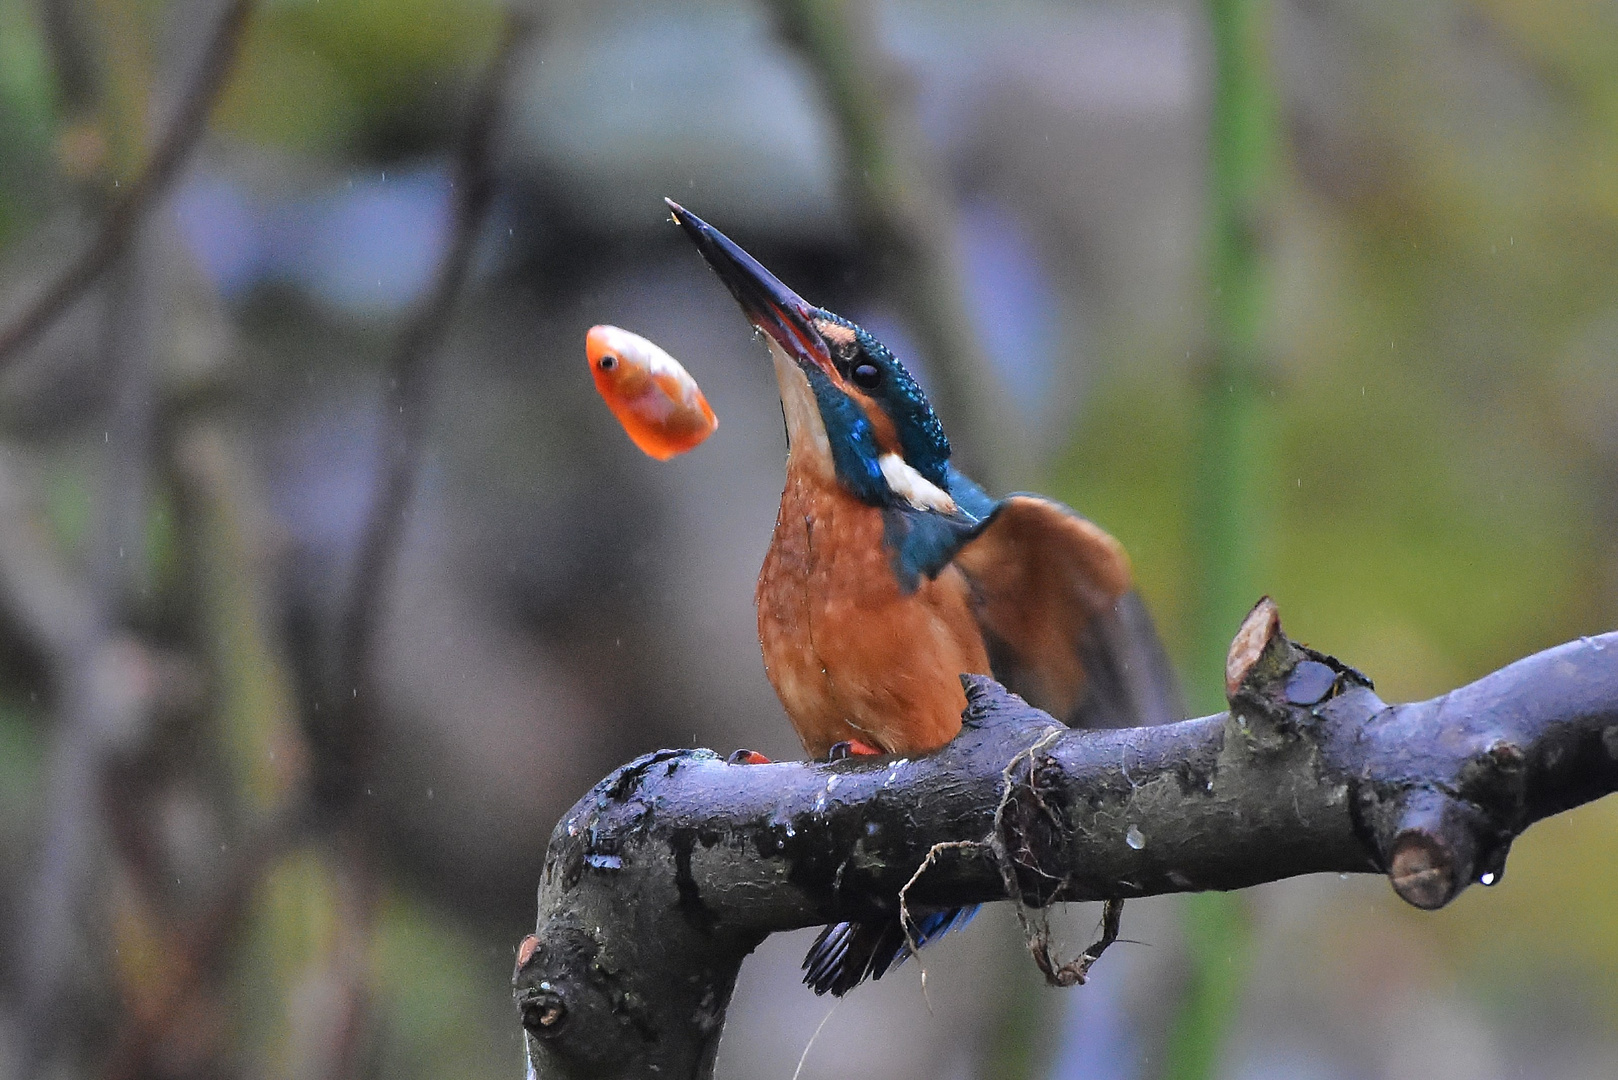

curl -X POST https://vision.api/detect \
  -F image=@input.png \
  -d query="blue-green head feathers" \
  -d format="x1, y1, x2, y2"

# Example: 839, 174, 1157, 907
810, 311, 952, 493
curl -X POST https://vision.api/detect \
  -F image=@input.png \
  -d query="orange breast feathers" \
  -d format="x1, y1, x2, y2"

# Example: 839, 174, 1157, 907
757, 469, 992, 758
586, 325, 718, 460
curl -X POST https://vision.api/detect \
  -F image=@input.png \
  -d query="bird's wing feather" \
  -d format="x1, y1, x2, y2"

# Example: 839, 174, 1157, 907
1071, 586, 1184, 729
802, 906, 979, 997
953, 494, 1183, 728
881, 504, 983, 593
943, 462, 996, 519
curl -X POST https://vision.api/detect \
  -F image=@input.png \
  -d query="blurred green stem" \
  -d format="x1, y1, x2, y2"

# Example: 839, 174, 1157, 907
1194, 0, 1274, 688
1167, 0, 1277, 1074
1162, 891, 1249, 1080
173, 426, 302, 812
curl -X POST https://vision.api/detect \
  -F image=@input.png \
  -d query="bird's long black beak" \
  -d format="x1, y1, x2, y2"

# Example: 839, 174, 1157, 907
665, 199, 835, 377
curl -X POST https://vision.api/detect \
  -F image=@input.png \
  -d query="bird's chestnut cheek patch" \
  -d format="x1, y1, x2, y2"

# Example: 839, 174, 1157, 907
852, 388, 903, 455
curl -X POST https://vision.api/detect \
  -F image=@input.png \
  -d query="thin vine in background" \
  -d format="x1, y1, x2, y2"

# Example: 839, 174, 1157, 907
1166, 0, 1278, 1073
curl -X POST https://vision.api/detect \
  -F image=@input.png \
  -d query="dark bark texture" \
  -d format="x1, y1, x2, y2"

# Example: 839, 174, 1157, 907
513, 602, 1618, 1080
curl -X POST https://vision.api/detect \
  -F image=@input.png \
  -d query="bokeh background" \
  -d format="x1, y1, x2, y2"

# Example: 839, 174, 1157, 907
1, 0, 1616, 1078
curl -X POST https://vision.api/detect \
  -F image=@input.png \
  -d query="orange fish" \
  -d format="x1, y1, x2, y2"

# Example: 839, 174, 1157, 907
586, 325, 718, 460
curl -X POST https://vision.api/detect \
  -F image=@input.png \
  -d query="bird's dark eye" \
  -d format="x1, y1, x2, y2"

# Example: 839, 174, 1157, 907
599, 355, 618, 371
851, 363, 881, 389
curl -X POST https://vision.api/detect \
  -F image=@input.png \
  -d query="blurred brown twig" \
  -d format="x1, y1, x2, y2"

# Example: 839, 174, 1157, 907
15, 211, 167, 1077
0, 0, 256, 366
305, 19, 530, 1080
100, 805, 303, 1080
86, 421, 312, 1080
319, 13, 530, 810
0, 457, 116, 1074
33, 0, 101, 117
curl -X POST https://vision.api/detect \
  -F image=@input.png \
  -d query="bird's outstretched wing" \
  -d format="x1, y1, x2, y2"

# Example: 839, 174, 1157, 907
802, 487, 1182, 999
952, 494, 1184, 729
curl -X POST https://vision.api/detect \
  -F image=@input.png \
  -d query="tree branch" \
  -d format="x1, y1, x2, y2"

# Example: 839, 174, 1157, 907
0, 0, 256, 366
514, 600, 1618, 1080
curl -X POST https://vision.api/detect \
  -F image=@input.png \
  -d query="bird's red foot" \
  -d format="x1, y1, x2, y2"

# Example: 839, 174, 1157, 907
826, 739, 883, 761
727, 749, 772, 765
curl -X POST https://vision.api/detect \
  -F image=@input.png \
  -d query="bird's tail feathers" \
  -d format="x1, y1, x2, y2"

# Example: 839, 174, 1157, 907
801, 905, 979, 996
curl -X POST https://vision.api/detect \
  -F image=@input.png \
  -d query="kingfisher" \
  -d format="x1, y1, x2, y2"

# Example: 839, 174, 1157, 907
667, 200, 1181, 996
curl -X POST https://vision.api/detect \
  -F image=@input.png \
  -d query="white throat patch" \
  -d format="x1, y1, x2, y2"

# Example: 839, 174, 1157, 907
879, 453, 957, 513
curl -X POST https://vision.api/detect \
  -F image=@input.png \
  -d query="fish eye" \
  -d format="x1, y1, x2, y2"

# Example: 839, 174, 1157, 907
599, 355, 618, 371
851, 362, 882, 389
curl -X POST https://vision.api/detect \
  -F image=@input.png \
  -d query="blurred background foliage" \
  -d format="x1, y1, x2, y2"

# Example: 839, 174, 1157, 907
0, 0, 1616, 1078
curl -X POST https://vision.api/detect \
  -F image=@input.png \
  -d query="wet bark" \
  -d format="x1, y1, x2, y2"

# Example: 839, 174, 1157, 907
514, 602, 1618, 1080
